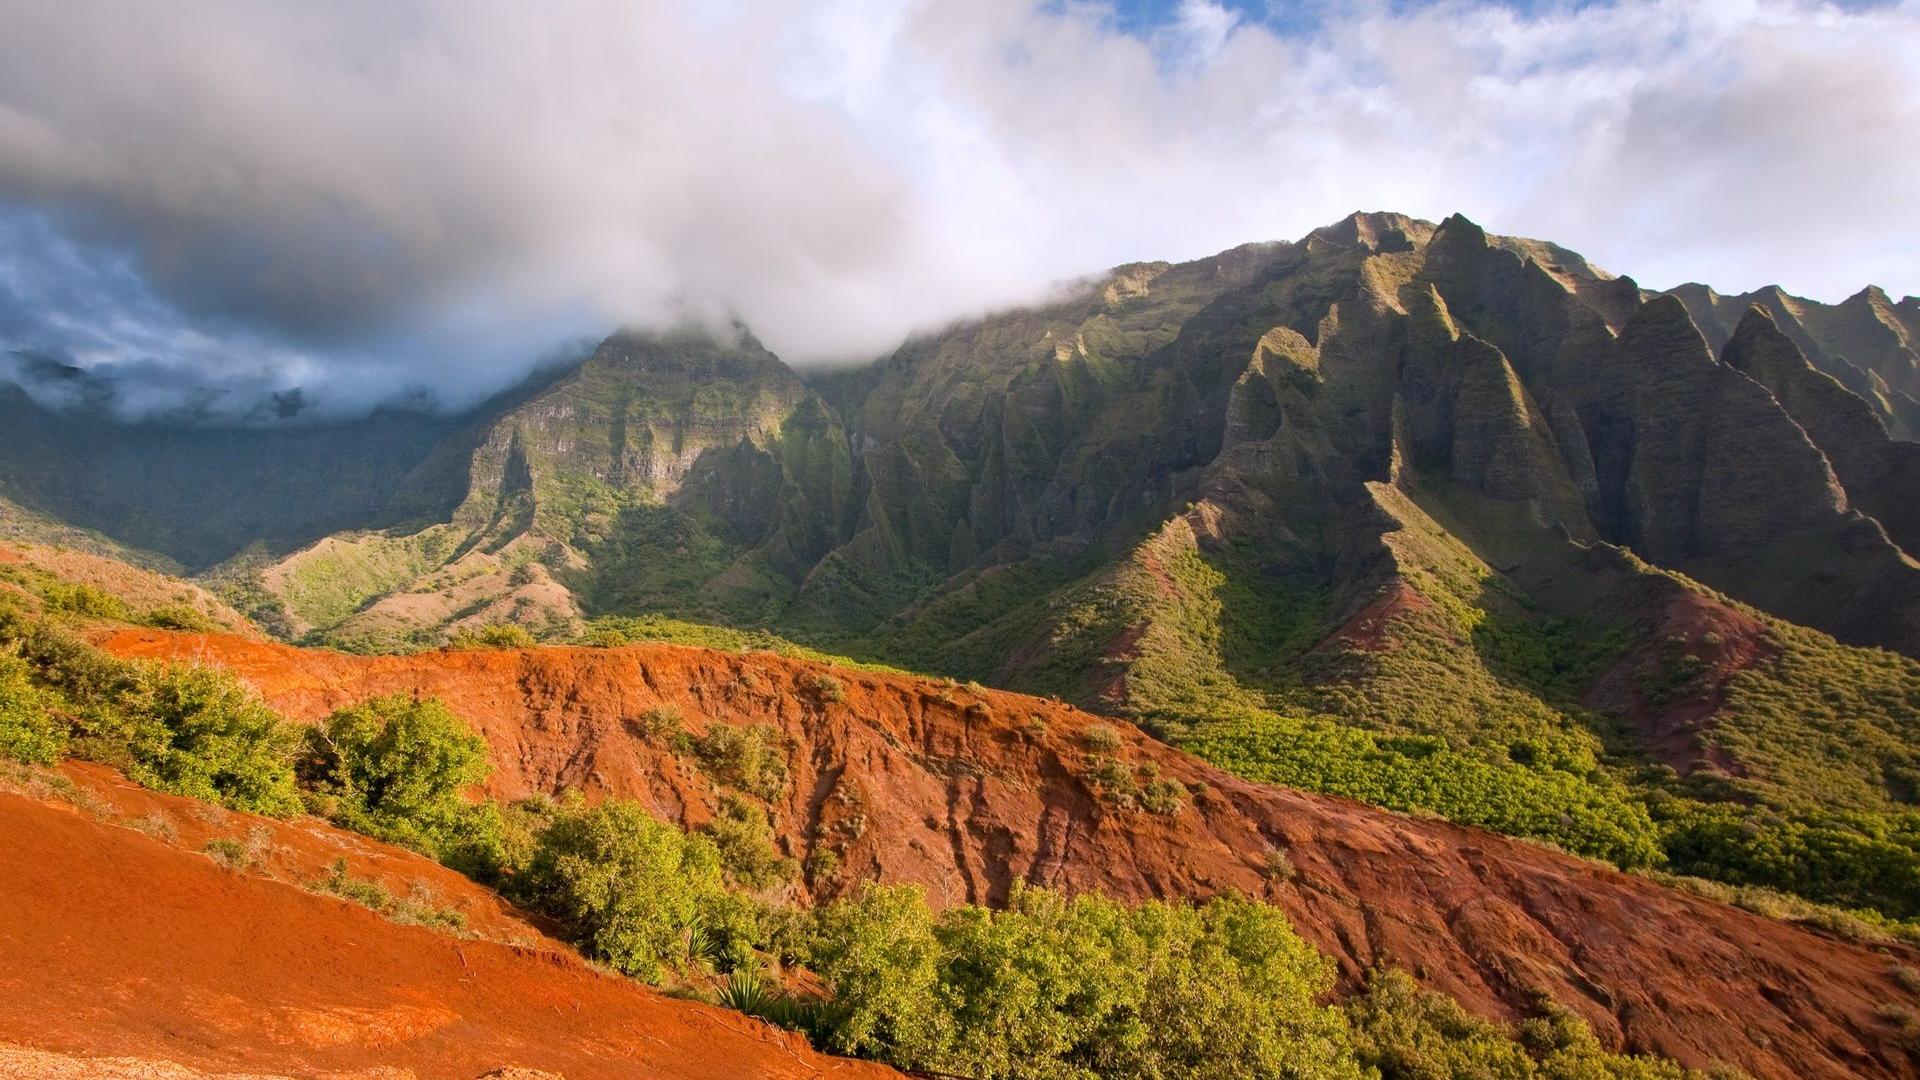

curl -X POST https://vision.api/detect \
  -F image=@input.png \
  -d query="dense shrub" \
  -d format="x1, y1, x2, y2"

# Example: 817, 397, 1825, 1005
685, 722, 790, 800
449, 622, 537, 649
0, 651, 65, 764
301, 694, 503, 874
143, 603, 220, 632
108, 663, 301, 817
1657, 801, 1920, 920
806, 882, 1363, 1080
1173, 712, 1664, 870
701, 793, 797, 891
1346, 969, 1703, 1079
509, 798, 758, 983
40, 581, 130, 620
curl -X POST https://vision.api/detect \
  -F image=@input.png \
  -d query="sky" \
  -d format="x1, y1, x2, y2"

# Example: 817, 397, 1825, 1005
0, 0, 1916, 417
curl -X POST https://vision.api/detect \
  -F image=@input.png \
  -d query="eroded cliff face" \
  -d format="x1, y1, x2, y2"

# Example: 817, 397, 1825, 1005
811, 213, 1920, 673
96, 627, 1920, 1080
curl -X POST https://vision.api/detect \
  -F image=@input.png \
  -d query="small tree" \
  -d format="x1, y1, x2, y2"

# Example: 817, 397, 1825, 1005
115, 663, 301, 817
511, 799, 755, 982
303, 694, 498, 869
807, 883, 953, 1064
0, 651, 64, 764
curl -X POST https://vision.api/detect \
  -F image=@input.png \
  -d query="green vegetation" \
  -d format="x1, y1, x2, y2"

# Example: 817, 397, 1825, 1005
203, 825, 273, 873
700, 793, 798, 891
105, 662, 302, 816
309, 857, 468, 932
299, 693, 504, 875
143, 603, 220, 632
1347, 969, 1710, 1079
1174, 711, 1662, 868
449, 622, 538, 649
1028, 516, 1920, 929
0, 651, 64, 764
507, 798, 757, 983
7, 614, 303, 817
806, 881, 1359, 1079
41, 581, 131, 620
459, 786, 1729, 1077
580, 613, 914, 675
267, 526, 459, 632
681, 722, 790, 801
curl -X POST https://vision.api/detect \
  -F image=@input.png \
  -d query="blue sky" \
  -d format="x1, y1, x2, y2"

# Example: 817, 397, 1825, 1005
0, 0, 1916, 416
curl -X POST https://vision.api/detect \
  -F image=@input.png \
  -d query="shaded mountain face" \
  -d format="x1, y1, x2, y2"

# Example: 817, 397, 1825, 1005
0, 366, 532, 573
3, 211, 1917, 666
1672, 281, 1920, 439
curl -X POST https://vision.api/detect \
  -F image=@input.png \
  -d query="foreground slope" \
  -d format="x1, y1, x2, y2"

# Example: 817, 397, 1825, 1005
99, 628, 1920, 1079
0, 762, 896, 1080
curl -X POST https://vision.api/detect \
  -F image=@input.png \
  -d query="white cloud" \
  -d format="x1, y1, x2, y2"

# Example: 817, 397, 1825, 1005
0, 0, 1914, 414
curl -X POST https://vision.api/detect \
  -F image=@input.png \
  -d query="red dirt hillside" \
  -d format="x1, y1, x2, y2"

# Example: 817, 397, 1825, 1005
0, 763, 898, 1080
100, 628, 1920, 1080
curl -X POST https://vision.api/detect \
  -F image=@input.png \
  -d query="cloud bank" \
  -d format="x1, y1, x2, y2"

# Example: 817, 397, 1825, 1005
0, 0, 1916, 416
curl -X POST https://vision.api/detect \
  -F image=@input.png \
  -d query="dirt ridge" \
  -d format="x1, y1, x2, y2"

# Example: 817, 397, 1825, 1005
97, 628, 1920, 1079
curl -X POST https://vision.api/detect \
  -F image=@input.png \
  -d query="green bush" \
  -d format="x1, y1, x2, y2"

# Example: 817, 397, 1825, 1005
630, 704, 684, 740
1656, 801, 1920, 920
40, 582, 130, 620
144, 603, 220, 632
301, 694, 501, 874
805, 882, 1362, 1080
0, 651, 65, 764
686, 722, 790, 801
809, 673, 847, 704
510, 798, 758, 983
12, 620, 138, 710
701, 793, 797, 891
449, 623, 537, 649
1173, 711, 1664, 869
1346, 969, 1703, 1079
110, 663, 301, 817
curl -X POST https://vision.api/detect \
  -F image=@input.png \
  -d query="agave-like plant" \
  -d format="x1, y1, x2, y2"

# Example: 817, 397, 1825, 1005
718, 966, 775, 1014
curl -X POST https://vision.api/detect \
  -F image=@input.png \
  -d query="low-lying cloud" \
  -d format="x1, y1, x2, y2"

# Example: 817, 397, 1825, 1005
0, 0, 1915, 417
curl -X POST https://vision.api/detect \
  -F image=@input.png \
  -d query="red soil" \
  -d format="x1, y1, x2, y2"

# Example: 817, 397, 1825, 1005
97, 629, 1920, 1079
1314, 579, 1436, 653
0, 763, 897, 1080
1583, 591, 1777, 774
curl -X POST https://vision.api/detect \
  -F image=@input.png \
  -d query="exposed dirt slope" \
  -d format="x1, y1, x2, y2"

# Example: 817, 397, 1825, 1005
98, 629, 1920, 1080
0, 763, 897, 1080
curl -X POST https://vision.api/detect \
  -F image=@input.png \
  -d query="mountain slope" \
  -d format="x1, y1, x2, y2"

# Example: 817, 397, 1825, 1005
216, 327, 853, 647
